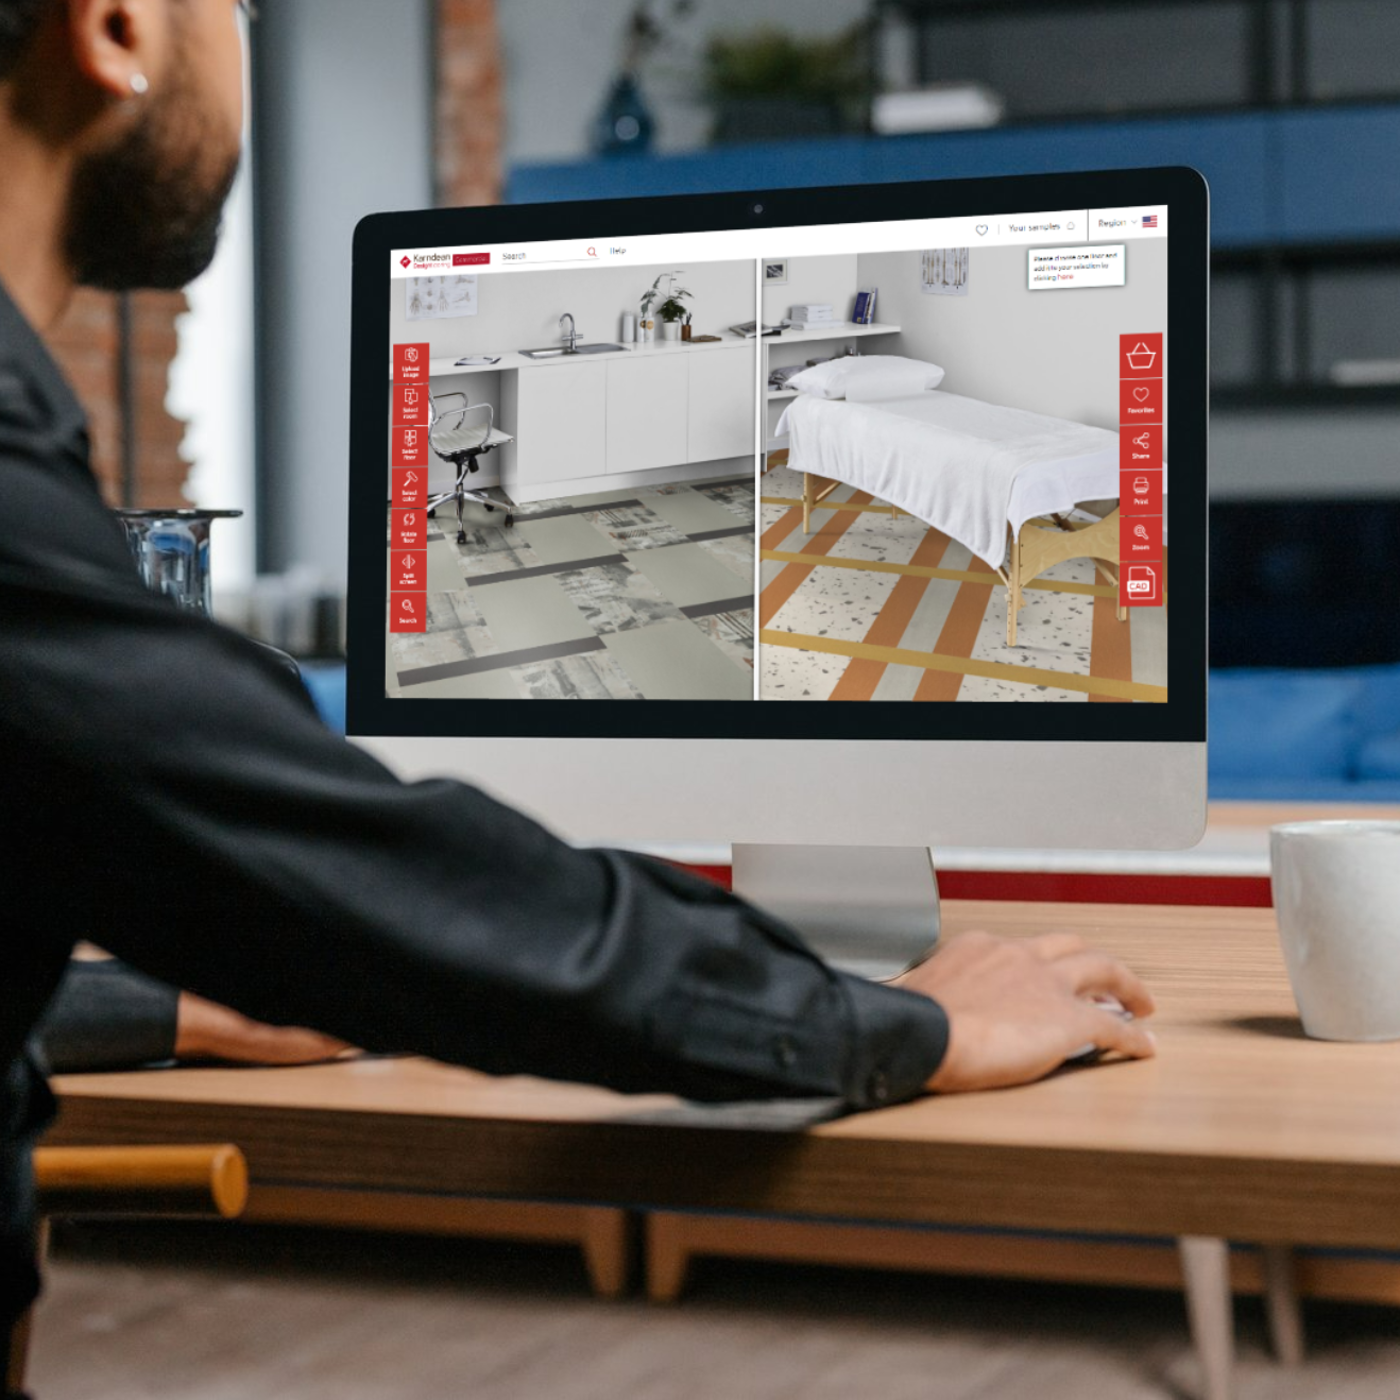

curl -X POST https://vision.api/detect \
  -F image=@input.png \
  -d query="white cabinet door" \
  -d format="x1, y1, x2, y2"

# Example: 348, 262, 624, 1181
605, 354, 689, 475
513, 360, 607, 485
687, 347, 755, 464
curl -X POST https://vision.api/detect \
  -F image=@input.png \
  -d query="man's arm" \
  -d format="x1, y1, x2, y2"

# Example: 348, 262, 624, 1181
4, 464, 948, 1107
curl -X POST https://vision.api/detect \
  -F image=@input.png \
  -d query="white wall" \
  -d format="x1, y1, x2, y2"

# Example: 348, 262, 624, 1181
856, 240, 1170, 435
760, 253, 860, 336
387, 259, 755, 359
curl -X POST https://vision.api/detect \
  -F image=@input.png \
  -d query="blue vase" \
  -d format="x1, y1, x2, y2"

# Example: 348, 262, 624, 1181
595, 73, 654, 156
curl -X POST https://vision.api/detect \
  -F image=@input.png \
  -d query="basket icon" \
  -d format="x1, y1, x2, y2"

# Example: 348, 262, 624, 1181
1126, 342, 1157, 371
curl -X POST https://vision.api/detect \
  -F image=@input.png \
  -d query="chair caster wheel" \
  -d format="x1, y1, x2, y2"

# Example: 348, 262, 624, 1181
505, 513, 515, 528
457, 530, 467, 545
428, 507, 437, 519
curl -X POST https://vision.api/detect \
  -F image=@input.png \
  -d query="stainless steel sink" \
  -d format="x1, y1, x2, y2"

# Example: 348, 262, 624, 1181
518, 343, 629, 359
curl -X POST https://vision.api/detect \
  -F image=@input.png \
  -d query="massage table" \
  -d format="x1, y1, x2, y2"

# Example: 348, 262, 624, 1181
777, 389, 1165, 646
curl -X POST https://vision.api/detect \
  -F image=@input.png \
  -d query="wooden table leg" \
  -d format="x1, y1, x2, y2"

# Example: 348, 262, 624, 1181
1260, 1245, 1305, 1366
580, 1207, 633, 1300
646, 1212, 693, 1303
1179, 1236, 1235, 1400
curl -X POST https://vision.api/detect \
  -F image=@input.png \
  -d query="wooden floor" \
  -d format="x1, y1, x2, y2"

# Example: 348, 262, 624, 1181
26, 1224, 1400, 1399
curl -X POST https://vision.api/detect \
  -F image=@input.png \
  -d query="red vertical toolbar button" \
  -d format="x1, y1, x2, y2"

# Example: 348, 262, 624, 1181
390, 593, 426, 632
1120, 333, 1163, 379
392, 467, 425, 507
391, 508, 424, 548
394, 343, 430, 383
394, 382, 428, 425
1119, 377, 1163, 424
1121, 513, 1163, 562
1119, 423, 1162, 471
393, 424, 429, 468
1120, 470, 1164, 515
1120, 563, 1163, 609
392, 550, 426, 591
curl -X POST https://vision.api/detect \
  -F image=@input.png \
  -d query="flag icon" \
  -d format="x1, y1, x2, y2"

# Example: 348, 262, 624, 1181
1142, 214, 1159, 228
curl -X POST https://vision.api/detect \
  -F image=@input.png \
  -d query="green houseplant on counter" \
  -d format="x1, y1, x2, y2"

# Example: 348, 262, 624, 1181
641, 271, 691, 341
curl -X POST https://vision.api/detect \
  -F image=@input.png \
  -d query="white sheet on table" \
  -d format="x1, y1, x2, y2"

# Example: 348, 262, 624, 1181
775, 390, 1165, 568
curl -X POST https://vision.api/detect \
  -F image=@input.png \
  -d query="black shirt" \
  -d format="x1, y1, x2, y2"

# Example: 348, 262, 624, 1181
0, 277, 948, 1332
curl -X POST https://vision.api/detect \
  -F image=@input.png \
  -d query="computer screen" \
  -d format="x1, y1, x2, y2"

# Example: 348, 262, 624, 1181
347, 169, 1205, 854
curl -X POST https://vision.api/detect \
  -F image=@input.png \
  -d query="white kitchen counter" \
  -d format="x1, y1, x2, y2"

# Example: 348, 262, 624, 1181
387, 333, 755, 382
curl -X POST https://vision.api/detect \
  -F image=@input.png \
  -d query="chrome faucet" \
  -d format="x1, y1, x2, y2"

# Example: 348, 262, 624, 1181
559, 312, 579, 352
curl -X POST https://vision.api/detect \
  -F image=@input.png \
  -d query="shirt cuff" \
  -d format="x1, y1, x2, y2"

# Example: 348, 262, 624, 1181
835, 973, 949, 1109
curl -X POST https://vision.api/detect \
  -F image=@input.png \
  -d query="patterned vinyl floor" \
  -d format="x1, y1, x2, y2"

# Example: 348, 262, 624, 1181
759, 465, 1168, 703
387, 475, 755, 701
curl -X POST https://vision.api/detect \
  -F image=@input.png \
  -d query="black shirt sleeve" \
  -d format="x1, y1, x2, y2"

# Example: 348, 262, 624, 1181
1, 355, 948, 1112
36, 961, 180, 1074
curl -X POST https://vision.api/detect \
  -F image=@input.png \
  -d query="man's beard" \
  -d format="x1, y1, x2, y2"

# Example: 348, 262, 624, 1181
64, 66, 240, 292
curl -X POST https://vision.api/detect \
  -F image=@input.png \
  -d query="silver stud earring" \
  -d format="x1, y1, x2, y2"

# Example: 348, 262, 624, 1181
130, 73, 149, 96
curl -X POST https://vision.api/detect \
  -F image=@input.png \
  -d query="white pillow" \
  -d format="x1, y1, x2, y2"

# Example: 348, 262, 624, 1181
787, 355, 945, 402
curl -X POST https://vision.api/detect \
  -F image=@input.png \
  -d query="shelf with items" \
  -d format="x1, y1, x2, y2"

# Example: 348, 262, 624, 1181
772, 321, 901, 344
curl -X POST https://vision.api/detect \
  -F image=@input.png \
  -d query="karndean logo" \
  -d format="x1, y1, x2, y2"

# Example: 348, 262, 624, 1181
399, 251, 489, 271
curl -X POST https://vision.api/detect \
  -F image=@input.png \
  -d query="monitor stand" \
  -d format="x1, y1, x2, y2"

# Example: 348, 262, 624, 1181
731, 844, 940, 981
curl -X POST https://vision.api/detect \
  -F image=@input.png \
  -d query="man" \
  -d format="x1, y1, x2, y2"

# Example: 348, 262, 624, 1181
0, 0, 1155, 1384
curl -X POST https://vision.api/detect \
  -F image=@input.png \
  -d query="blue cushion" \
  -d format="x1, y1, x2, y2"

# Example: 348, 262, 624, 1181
1209, 668, 1366, 780
1357, 730, 1400, 781
300, 662, 347, 735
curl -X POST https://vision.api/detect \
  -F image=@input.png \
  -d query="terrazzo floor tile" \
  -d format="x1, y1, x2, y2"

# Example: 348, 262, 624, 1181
759, 638, 842, 701
631, 542, 754, 610
955, 672, 1087, 703
764, 563, 900, 643
825, 515, 927, 566
604, 620, 752, 700
553, 562, 686, 634
471, 575, 596, 652
972, 558, 1096, 674
510, 652, 645, 700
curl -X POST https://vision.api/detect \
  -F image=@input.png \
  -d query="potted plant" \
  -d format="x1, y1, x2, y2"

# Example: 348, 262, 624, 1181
641, 271, 691, 341
702, 23, 873, 145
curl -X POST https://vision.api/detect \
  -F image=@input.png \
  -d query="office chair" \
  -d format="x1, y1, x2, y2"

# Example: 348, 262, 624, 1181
426, 392, 513, 542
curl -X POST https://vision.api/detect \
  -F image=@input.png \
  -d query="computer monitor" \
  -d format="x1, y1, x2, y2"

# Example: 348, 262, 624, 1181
347, 168, 1207, 967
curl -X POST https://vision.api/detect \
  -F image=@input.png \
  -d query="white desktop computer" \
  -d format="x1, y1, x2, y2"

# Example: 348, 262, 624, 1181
347, 168, 1207, 971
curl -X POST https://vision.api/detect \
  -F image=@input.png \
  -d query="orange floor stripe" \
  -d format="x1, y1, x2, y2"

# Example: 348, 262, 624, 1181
760, 506, 805, 552
1089, 588, 1134, 704
759, 492, 873, 628
913, 563, 995, 702
829, 527, 953, 701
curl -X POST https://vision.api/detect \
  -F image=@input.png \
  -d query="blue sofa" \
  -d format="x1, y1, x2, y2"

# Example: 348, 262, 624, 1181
1210, 663, 1400, 802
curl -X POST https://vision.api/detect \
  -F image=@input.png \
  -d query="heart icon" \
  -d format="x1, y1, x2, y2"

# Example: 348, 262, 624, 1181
1133, 386, 1149, 402
975, 224, 988, 236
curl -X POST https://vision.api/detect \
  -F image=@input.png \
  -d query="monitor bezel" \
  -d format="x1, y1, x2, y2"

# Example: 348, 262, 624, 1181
348, 165, 1207, 743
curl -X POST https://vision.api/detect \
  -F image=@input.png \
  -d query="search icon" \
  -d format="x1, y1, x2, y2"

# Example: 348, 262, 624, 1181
586, 246, 597, 257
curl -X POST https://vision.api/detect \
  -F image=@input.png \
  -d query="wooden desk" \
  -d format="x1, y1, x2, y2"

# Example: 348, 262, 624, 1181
48, 901, 1400, 1397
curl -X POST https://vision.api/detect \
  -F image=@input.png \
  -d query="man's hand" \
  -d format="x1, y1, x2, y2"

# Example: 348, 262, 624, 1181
174, 992, 350, 1066
893, 931, 1156, 1093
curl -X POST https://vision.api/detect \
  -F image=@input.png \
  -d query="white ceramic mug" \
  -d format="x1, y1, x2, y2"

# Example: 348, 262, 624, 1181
1270, 821, 1400, 1041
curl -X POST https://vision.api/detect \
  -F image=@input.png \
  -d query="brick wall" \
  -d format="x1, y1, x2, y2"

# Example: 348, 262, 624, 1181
436, 0, 504, 208
46, 0, 502, 509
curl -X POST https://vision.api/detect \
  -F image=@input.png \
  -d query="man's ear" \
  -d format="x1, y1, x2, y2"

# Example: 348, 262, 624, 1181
63, 0, 172, 102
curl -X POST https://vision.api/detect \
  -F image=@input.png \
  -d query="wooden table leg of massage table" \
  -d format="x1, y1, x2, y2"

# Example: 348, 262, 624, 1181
645, 1211, 693, 1304
1179, 1236, 1235, 1400
1261, 1245, 1305, 1366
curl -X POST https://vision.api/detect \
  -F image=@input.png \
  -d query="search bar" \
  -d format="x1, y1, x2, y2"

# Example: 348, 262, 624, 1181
499, 243, 609, 266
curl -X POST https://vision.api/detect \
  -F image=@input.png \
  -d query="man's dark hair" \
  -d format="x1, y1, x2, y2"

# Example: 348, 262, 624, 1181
0, 0, 50, 79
